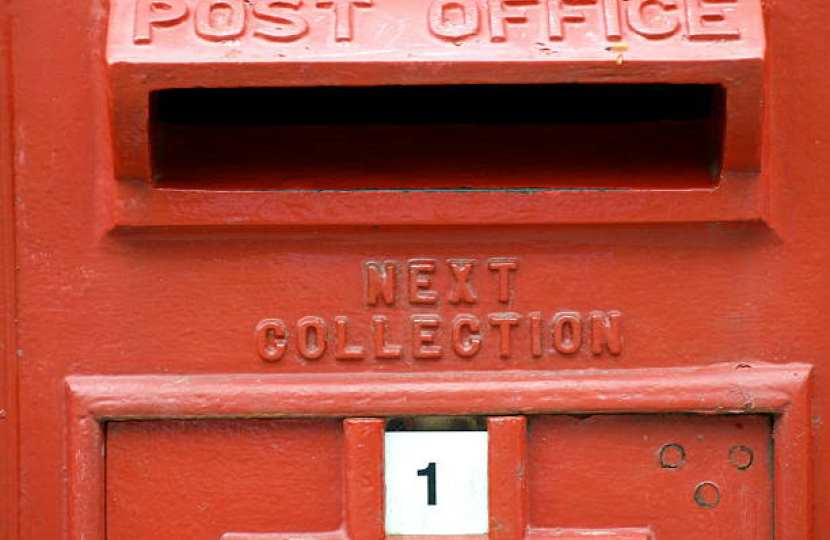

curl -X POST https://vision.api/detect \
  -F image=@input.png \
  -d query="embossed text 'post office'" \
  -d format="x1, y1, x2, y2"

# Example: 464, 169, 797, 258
131, 0, 746, 45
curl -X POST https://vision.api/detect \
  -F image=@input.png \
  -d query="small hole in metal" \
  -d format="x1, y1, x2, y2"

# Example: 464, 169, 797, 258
694, 482, 721, 509
659, 443, 686, 469
728, 445, 754, 470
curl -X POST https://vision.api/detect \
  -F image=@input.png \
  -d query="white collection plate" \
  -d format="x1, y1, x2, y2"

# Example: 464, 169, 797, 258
384, 431, 489, 535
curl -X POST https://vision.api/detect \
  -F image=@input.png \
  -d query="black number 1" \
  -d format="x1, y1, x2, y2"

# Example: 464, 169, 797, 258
417, 462, 437, 506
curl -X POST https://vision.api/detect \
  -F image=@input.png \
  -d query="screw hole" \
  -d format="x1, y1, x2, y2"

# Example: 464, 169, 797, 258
659, 443, 686, 469
694, 482, 720, 509
729, 445, 754, 470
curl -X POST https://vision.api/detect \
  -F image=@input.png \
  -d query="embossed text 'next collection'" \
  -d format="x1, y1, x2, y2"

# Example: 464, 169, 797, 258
255, 258, 622, 364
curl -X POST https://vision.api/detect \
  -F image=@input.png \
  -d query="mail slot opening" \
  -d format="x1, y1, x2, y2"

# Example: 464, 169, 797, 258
150, 84, 724, 190
385, 415, 487, 431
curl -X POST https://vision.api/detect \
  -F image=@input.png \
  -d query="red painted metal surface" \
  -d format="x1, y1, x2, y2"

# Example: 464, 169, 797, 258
106, 0, 767, 227
108, 0, 764, 180
65, 364, 811, 540
529, 415, 772, 539
2, 0, 830, 538
107, 419, 345, 539
0, 3, 16, 540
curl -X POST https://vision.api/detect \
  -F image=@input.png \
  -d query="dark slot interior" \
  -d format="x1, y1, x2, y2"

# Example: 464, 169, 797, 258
385, 416, 487, 431
151, 84, 724, 190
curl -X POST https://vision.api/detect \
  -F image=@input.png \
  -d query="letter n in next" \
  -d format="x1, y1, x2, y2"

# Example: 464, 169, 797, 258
365, 260, 397, 306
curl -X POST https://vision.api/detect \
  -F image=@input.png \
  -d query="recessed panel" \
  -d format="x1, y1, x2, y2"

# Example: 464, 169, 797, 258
106, 419, 343, 540
528, 414, 772, 540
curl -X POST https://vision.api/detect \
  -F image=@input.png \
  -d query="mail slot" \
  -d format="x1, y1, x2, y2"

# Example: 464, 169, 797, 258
111, 0, 764, 184
149, 84, 724, 190
2, 1, 828, 540
105, 0, 767, 226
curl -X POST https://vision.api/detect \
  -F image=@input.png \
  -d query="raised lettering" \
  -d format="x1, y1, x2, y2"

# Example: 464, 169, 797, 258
255, 257, 626, 365
412, 314, 443, 359
488, 0, 529, 43
545, 0, 587, 41
334, 316, 364, 360
552, 312, 582, 354
255, 318, 288, 361
627, 0, 680, 39
447, 259, 477, 305
297, 315, 328, 360
365, 260, 397, 306
373, 315, 403, 359
452, 314, 481, 358
253, 0, 310, 42
600, 0, 622, 40
590, 310, 622, 355
488, 257, 519, 303
134, 0, 188, 44
529, 311, 543, 357
409, 259, 439, 305
428, 0, 480, 39
194, 0, 246, 41
685, 0, 740, 40
316, 0, 373, 41
489, 312, 521, 358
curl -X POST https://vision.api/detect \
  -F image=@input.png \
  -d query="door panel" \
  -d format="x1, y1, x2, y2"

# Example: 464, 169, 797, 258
106, 419, 343, 540
529, 414, 772, 540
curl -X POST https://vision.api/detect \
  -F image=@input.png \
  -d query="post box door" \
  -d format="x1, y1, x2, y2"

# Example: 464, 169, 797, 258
104, 414, 772, 540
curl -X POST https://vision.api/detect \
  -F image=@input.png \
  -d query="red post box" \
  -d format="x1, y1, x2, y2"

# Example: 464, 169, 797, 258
1, 1, 829, 540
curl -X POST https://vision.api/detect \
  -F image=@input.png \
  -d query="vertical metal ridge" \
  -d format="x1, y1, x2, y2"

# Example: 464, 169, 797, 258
0, 0, 18, 537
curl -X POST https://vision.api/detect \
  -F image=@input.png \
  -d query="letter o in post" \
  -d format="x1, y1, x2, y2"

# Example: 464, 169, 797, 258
255, 318, 288, 361
297, 316, 328, 360
195, 0, 247, 41
428, 0, 480, 40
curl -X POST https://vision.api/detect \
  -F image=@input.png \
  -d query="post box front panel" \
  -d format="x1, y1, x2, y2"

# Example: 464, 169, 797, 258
4, 0, 830, 538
